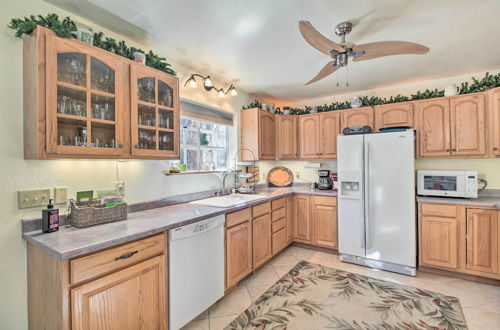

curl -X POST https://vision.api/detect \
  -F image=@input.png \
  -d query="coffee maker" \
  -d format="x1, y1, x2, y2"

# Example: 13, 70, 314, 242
318, 170, 333, 190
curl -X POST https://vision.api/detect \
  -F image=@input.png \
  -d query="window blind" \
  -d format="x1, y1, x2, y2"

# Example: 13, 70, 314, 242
180, 98, 234, 126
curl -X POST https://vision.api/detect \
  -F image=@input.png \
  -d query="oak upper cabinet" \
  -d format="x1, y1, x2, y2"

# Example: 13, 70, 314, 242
416, 98, 451, 157
374, 102, 414, 131
466, 209, 498, 274
131, 64, 179, 158
341, 107, 374, 131
252, 202, 272, 268
298, 114, 320, 159
419, 203, 462, 270
311, 196, 338, 249
298, 112, 340, 159
487, 87, 500, 157
71, 255, 166, 330
450, 94, 487, 157
276, 115, 298, 159
45, 30, 127, 157
225, 209, 253, 289
286, 196, 294, 242
320, 112, 341, 159
294, 195, 311, 243
240, 108, 275, 160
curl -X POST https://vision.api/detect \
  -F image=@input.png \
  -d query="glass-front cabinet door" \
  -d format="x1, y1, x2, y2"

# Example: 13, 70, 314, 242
46, 35, 126, 156
131, 64, 179, 158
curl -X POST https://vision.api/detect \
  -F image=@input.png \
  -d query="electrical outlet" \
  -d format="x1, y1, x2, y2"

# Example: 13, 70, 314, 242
18, 188, 51, 209
54, 187, 68, 204
115, 181, 125, 196
296, 171, 301, 179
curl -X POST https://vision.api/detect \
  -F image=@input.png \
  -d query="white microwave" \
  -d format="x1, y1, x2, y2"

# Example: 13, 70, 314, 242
417, 170, 478, 198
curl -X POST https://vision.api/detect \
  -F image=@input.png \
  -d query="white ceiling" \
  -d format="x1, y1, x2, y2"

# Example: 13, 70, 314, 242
72, 0, 500, 99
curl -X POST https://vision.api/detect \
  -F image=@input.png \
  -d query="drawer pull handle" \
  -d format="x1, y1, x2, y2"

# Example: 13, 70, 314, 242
115, 250, 139, 261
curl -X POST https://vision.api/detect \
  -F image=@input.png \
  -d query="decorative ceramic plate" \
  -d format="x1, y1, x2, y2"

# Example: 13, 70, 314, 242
267, 166, 294, 187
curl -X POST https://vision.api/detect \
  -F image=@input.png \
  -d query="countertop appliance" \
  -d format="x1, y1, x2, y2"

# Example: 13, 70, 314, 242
318, 170, 333, 190
169, 215, 225, 329
337, 130, 416, 276
416, 170, 478, 198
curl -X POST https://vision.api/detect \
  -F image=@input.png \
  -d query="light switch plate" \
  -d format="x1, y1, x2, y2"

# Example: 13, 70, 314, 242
54, 187, 68, 204
18, 188, 51, 209
115, 181, 125, 196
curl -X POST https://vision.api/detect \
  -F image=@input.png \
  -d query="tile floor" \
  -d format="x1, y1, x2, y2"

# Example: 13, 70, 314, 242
181, 246, 500, 330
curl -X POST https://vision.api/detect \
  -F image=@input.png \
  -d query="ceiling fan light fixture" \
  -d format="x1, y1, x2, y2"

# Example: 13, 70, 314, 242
218, 90, 225, 98
229, 86, 238, 96
187, 76, 198, 88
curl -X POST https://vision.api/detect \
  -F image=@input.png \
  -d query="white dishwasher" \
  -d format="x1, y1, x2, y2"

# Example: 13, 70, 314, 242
169, 215, 225, 330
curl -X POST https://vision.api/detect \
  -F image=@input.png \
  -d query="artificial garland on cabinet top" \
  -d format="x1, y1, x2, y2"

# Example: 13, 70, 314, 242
243, 72, 500, 114
8, 13, 176, 75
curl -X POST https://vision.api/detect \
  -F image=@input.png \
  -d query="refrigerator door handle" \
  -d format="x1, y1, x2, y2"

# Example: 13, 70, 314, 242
360, 140, 366, 249
364, 141, 371, 249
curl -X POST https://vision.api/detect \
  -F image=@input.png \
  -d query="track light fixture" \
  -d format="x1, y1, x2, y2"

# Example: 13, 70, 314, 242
184, 74, 237, 98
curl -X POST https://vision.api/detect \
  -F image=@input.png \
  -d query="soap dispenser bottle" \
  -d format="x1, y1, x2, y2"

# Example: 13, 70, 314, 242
42, 199, 59, 233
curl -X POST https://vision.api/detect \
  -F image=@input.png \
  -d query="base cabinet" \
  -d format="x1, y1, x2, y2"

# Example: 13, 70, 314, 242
252, 210, 272, 268
311, 196, 338, 249
225, 209, 253, 289
419, 202, 500, 280
71, 256, 166, 330
294, 195, 311, 243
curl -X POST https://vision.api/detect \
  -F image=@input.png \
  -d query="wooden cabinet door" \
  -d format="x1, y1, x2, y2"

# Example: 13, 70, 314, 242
71, 255, 166, 330
420, 215, 458, 270
450, 94, 487, 156
299, 115, 320, 159
311, 197, 338, 248
131, 63, 179, 158
466, 209, 498, 274
46, 34, 127, 157
276, 115, 298, 159
489, 88, 500, 156
226, 221, 252, 288
286, 196, 294, 242
416, 99, 451, 157
341, 107, 374, 131
320, 112, 340, 159
253, 213, 272, 268
374, 102, 414, 131
259, 111, 276, 159
294, 195, 311, 242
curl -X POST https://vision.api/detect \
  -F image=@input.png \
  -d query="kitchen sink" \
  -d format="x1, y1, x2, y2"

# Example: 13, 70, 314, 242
190, 193, 266, 208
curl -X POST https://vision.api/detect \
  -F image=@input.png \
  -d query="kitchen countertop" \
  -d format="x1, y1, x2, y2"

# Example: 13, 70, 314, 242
416, 192, 500, 208
22, 187, 337, 260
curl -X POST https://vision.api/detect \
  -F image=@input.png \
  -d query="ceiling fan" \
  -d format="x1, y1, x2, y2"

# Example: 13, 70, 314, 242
299, 21, 430, 85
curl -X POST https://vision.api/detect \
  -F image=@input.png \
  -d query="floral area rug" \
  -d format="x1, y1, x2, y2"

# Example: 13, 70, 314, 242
225, 261, 467, 330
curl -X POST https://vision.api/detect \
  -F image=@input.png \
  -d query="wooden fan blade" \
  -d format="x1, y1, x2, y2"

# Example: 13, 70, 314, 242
353, 41, 429, 61
305, 62, 339, 85
299, 21, 345, 55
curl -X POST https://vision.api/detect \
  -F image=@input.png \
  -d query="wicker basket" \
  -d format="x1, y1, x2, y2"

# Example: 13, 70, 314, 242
70, 199, 128, 228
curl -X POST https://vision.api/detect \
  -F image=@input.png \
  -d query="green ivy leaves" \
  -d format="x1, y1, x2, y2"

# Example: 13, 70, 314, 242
8, 13, 175, 76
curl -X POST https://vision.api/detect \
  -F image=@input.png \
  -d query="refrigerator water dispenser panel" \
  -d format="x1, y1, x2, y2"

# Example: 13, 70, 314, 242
341, 182, 360, 195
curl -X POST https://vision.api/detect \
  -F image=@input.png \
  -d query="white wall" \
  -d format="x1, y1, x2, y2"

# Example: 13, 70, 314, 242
0, 1, 253, 328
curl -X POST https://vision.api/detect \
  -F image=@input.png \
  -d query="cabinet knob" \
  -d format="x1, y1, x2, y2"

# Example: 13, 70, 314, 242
446, 149, 451, 152
118, 144, 124, 148
452, 148, 457, 152
494, 147, 499, 151
134, 144, 139, 149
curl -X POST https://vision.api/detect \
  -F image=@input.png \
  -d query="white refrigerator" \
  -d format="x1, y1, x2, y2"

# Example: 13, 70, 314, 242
337, 130, 416, 276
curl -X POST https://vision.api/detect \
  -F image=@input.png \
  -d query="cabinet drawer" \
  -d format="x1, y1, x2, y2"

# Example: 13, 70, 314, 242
70, 234, 165, 284
272, 228, 287, 255
313, 195, 337, 206
271, 198, 286, 210
272, 207, 286, 221
253, 202, 271, 217
272, 217, 286, 233
421, 203, 458, 218
226, 208, 251, 228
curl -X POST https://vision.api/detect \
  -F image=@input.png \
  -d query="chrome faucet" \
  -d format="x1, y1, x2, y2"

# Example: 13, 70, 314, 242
222, 170, 241, 195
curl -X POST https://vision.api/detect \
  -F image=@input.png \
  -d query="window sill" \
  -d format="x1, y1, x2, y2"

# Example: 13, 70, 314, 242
163, 170, 235, 176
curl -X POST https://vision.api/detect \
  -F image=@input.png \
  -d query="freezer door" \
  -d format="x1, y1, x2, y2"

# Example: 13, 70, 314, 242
337, 134, 365, 258
364, 130, 416, 267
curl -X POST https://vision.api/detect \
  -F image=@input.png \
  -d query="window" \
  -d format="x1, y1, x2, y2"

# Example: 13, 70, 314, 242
180, 118, 228, 171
